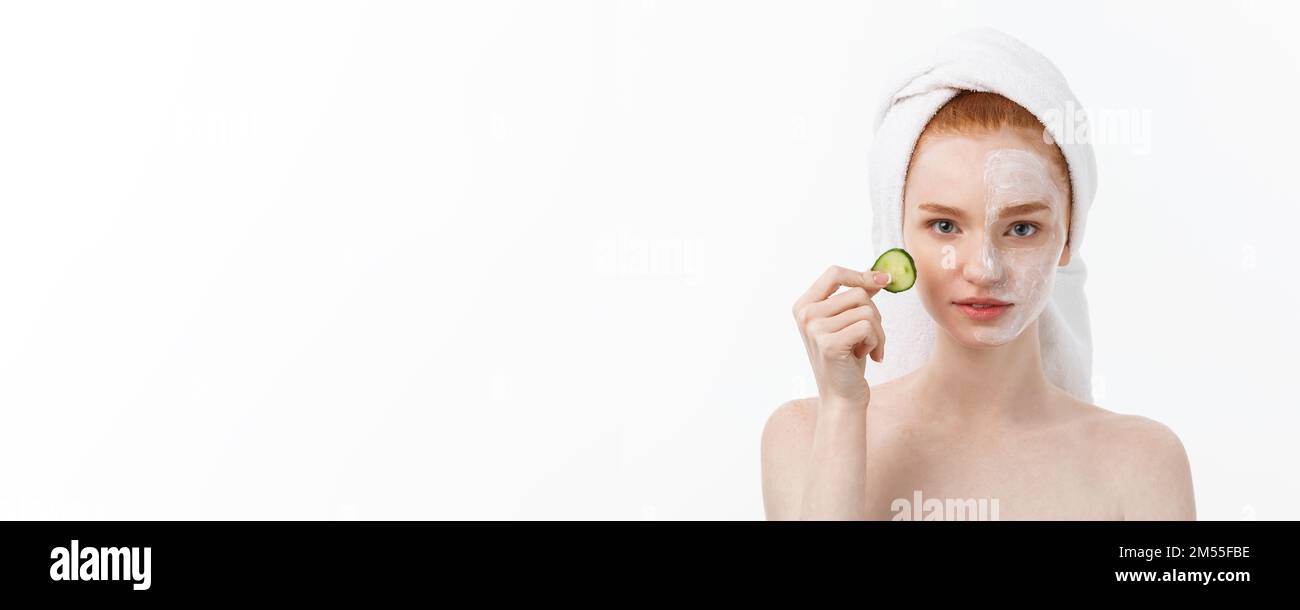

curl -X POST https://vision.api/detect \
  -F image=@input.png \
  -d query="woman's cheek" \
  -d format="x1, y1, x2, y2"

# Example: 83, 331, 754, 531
918, 241, 960, 312
1002, 245, 1060, 319
903, 228, 941, 282
1000, 226, 1064, 293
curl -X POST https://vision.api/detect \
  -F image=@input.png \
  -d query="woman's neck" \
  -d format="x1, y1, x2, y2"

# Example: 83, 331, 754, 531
908, 320, 1056, 426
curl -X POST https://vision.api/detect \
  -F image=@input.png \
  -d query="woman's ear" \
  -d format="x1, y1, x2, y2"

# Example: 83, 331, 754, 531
1058, 240, 1071, 267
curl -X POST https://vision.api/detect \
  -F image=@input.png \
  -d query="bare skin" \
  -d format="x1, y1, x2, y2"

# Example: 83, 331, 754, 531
762, 127, 1195, 520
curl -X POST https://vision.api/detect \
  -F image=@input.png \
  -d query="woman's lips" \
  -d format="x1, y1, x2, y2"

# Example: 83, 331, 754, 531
955, 302, 1012, 321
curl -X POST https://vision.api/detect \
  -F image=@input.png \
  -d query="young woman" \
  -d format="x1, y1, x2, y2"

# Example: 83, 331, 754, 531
761, 34, 1194, 521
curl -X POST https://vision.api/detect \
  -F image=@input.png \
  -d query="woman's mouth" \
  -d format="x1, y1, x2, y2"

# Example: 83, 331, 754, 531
953, 299, 1013, 321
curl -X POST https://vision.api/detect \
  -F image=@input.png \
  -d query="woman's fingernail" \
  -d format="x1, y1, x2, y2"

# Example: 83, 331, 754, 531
873, 272, 891, 285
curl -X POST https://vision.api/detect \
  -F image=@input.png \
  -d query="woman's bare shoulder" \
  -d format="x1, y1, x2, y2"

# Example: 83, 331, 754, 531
759, 383, 901, 520
760, 397, 818, 520
761, 396, 818, 456
1064, 399, 1196, 519
1064, 400, 1184, 452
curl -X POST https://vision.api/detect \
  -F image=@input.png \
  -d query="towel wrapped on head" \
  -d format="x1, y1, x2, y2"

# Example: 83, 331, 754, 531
864, 27, 1098, 402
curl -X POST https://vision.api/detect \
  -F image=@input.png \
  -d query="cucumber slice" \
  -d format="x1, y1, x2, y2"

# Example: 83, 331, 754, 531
871, 248, 916, 293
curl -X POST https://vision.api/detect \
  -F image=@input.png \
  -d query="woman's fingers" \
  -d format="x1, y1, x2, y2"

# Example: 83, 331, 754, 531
802, 286, 883, 324
792, 265, 891, 319
793, 266, 891, 365
809, 301, 876, 334
866, 314, 885, 362
792, 264, 893, 407
809, 304, 886, 362
831, 319, 880, 361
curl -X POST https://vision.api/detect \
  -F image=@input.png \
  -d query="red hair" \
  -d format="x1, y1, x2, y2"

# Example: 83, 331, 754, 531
914, 91, 1073, 244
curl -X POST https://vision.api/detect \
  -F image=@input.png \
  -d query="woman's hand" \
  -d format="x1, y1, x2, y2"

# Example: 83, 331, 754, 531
792, 265, 891, 410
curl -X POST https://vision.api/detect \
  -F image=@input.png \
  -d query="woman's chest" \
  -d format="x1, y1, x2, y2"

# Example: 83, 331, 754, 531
859, 426, 1122, 520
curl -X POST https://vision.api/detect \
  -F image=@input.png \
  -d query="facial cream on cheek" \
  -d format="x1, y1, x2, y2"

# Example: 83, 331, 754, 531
967, 148, 1068, 346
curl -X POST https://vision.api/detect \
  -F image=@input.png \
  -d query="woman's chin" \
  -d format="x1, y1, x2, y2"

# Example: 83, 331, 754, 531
937, 320, 1021, 349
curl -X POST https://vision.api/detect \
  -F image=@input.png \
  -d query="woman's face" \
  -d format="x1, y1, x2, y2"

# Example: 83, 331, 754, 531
901, 127, 1071, 347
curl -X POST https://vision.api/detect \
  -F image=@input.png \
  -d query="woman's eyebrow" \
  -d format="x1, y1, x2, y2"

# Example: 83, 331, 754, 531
991, 202, 1052, 218
917, 203, 966, 219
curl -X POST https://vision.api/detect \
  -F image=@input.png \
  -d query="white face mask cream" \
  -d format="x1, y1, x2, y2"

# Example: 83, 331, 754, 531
967, 148, 1069, 346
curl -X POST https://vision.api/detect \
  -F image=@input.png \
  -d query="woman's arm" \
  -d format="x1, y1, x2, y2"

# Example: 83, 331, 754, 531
765, 266, 890, 520
797, 399, 869, 519
761, 397, 869, 520
761, 399, 812, 520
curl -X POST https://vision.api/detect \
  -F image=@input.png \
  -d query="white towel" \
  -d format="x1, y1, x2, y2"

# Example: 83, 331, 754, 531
864, 27, 1097, 403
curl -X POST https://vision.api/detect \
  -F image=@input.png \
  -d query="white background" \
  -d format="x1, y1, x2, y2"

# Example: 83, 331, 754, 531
1, 1, 1296, 520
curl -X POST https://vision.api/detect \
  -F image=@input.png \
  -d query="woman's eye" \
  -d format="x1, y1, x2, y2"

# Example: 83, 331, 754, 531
1009, 223, 1038, 237
930, 220, 958, 234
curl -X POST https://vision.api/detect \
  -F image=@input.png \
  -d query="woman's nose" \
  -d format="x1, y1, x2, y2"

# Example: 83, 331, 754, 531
960, 238, 1005, 287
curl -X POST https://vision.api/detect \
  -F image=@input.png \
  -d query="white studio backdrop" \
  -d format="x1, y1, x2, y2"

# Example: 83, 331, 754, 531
0, 1, 1296, 520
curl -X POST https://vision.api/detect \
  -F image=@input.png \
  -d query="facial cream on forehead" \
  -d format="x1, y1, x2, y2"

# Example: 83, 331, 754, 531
982, 148, 1065, 209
